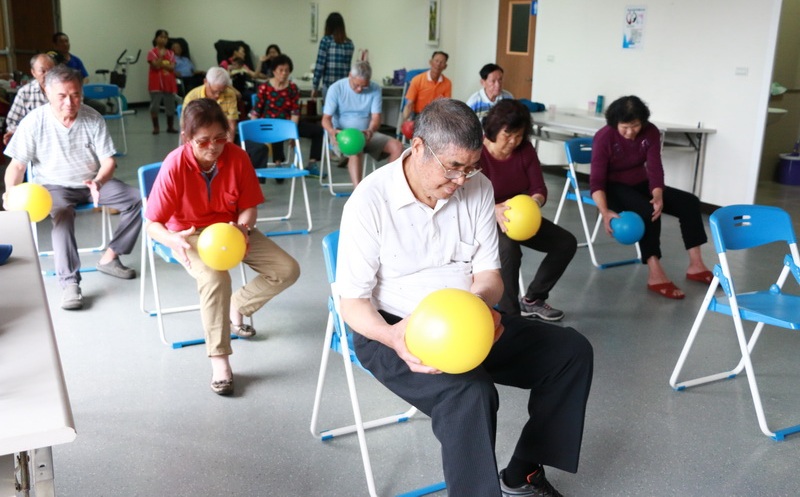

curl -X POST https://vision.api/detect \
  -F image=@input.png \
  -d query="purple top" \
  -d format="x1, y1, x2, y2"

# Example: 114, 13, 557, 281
589, 122, 665, 194
479, 140, 547, 204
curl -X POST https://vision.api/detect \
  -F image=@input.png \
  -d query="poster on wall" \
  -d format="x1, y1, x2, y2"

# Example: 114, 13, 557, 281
622, 6, 646, 49
428, 0, 440, 46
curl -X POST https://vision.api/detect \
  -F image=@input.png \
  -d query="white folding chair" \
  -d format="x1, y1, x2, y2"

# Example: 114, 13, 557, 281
310, 231, 446, 497
319, 130, 375, 197
238, 119, 312, 235
83, 83, 127, 156
553, 137, 641, 269
137, 162, 249, 349
669, 204, 800, 441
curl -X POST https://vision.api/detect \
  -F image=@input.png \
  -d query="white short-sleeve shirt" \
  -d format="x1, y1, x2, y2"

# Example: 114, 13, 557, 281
4, 104, 116, 187
337, 149, 500, 318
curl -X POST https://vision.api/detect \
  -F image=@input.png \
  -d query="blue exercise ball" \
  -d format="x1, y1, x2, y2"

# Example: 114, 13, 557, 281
0, 244, 12, 265
611, 211, 645, 245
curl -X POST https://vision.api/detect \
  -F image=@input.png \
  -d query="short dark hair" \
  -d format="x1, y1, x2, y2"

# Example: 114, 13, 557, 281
415, 99, 482, 156
182, 99, 229, 140
482, 99, 533, 143
479, 63, 503, 80
52, 32, 67, 44
432, 51, 449, 61
265, 44, 281, 56
270, 54, 293, 73
604, 95, 651, 127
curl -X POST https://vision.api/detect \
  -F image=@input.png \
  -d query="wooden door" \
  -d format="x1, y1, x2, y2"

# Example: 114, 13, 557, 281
0, 0, 58, 75
496, 0, 536, 100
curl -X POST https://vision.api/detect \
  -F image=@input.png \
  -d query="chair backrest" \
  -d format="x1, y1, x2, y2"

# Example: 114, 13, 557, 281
251, 92, 258, 109
238, 118, 300, 146
137, 162, 163, 201
399, 68, 428, 113
322, 230, 340, 284
564, 137, 593, 166
709, 204, 797, 254
83, 83, 121, 100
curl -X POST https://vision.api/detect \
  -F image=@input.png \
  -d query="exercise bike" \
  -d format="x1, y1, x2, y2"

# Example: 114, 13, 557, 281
95, 49, 141, 116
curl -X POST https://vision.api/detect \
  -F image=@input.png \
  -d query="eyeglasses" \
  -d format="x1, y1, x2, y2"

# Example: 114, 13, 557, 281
192, 137, 228, 149
427, 145, 481, 180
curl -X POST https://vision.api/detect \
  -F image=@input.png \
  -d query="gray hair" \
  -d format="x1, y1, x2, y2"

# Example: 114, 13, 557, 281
205, 66, 231, 86
44, 65, 82, 89
30, 53, 55, 69
350, 60, 372, 80
414, 99, 483, 155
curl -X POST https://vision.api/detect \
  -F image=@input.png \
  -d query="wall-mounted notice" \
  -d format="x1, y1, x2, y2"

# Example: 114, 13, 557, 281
623, 6, 646, 49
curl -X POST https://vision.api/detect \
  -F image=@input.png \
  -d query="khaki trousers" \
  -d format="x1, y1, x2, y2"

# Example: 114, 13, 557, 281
182, 229, 300, 356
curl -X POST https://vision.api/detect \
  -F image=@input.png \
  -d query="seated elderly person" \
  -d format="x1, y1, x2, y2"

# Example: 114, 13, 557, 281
321, 60, 403, 186
401, 51, 452, 122
3, 53, 55, 145
465, 63, 514, 121
144, 98, 300, 395
183, 67, 240, 140
3, 65, 142, 310
590, 95, 713, 300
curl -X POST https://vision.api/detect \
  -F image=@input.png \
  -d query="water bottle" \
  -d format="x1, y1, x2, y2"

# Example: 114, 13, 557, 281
595, 95, 605, 115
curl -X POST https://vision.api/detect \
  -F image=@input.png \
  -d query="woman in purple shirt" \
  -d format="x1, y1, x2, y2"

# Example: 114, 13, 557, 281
590, 95, 712, 299
480, 100, 577, 320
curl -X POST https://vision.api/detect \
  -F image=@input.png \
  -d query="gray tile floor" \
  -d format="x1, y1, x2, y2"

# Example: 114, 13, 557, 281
21, 108, 800, 496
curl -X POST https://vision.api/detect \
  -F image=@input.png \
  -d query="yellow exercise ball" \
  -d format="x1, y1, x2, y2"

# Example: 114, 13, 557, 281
197, 223, 247, 271
503, 194, 542, 241
6, 182, 53, 223
405, 288, 495, 374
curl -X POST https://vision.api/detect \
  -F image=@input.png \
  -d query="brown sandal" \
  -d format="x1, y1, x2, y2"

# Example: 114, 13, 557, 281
231, 322, 256, 338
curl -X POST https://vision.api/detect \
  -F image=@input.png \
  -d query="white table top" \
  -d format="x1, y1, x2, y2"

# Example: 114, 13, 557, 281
0, 211, 76, 456
532, 108, 716, 135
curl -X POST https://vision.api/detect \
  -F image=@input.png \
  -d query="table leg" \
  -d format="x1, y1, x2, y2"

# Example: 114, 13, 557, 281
1, 453, 17, 497
31, 448, 55, 497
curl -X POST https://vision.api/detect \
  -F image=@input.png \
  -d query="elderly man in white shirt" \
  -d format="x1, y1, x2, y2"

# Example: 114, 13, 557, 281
336, 98, 593, 497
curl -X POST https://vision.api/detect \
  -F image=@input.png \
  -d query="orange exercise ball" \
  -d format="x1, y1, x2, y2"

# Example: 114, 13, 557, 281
197, 223, 247, 271
6, 182, 52, 223
503, 194, 542, 241
405, 288, 494, 374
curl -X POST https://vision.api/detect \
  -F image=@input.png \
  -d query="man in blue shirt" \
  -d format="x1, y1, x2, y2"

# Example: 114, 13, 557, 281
52, 32, 89, 83
322, 61, 402, 186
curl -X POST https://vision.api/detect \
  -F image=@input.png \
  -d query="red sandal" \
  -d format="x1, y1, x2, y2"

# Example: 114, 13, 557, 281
686, 271, 713, 284
647, 281, 685, 300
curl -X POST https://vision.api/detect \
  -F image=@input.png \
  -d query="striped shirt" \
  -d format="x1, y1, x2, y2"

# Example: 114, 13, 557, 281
312, 35, 354, 91
4, 104, 116, 187
5, 80, 48, 133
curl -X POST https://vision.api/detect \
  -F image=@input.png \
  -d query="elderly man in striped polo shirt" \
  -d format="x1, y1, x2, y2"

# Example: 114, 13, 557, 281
3, 65, 142, 310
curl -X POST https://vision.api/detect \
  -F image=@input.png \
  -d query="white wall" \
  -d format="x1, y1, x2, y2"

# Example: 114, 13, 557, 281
60, 0, 497, 106
531, 0, 782, 205
61, 0, 779, 206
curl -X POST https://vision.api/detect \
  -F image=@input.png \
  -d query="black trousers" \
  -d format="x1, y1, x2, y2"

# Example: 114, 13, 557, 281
497, 218, 578, 315
270, 121, 325, 164
354, 312, 593, 497
605, 181, 708, 263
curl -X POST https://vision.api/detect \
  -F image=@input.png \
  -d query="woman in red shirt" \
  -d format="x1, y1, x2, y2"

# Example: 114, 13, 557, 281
145, 99, 300, 395
147, 29, 178, 134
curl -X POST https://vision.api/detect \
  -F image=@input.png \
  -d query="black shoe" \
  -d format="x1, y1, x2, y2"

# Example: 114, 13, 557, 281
499, 468, 563, 497
519, 298, 565, 321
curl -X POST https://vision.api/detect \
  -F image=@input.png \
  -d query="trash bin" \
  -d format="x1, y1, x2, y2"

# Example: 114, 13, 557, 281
778, 154, 800, 185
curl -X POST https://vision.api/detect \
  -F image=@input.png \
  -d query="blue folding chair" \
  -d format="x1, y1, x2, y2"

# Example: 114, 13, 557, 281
395, 68, 427, 144
238, 119, 312, 235
83, 83, 127, 156
553, 137, 641, 269
318, 130, 376, 197
310, 231, 446, 497
670, 205, 800, 440
137, 162, 248, 349
24, 167, 113, 276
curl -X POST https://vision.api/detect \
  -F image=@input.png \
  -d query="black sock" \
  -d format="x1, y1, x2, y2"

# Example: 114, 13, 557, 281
504, 458, 543, 487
